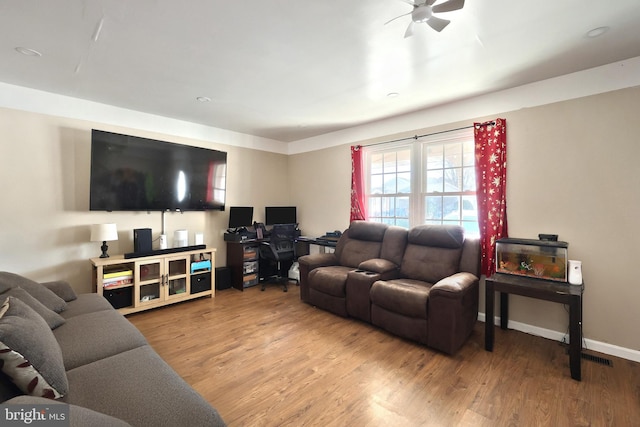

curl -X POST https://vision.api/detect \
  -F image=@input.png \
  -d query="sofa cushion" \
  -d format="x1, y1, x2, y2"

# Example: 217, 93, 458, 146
0, 287, 65, 329
308, 266, 353, 297
64, 345, 226, 427
54, 309, 148, 370
0, 272, 67, 313
0, 371, 21, 402
370, 279, 431, 319
59, 293, 115, 319
0, 297, 68, 399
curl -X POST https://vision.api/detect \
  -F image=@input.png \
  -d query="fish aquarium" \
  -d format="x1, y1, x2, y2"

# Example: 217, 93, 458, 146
495, 238, 568, 282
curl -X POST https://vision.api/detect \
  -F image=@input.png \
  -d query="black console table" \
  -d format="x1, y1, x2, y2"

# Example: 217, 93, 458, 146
484, 273, 584, 381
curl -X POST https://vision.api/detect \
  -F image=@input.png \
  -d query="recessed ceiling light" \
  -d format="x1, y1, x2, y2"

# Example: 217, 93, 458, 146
586, 26, 609, 38
387, 92, 399, 98
196, 96, 211, 103
15, 47, 42, 57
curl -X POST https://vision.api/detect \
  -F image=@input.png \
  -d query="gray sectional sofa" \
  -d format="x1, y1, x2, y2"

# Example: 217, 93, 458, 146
299, 221, 480, 354
0, 272, 225, 427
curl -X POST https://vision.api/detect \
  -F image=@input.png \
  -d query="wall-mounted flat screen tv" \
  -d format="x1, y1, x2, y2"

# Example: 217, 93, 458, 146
90, 129, 227, 211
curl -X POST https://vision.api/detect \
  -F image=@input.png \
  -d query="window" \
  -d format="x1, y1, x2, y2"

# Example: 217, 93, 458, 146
367, 148, 411, 228
423, 135, 478, 235
365, 129, 478, 235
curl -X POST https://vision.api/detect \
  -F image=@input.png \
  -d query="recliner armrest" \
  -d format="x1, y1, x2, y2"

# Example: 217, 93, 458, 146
430, 272, 479, 299
298, 253, 340, 303
298, 253, 339, 271
358, 258, 399, 275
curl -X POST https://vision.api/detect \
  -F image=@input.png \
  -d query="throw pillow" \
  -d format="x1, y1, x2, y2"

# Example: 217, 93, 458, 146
41, 281, 78, 302
0, 272, 67, 313
0, 287, 65, 329
0, 297, 68, 399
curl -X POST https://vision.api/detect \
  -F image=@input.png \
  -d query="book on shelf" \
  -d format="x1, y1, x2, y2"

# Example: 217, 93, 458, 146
104, 270, 133, 279
103, 277, 133, 288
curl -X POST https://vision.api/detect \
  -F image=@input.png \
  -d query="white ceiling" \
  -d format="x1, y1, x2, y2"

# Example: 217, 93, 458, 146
2, 0, 640, 143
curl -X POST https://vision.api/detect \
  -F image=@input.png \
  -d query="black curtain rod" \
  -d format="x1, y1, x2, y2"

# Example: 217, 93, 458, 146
363, 120, 496, 148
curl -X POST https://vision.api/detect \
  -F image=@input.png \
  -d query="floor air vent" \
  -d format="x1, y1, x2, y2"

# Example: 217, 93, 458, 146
581, 352, 613, 367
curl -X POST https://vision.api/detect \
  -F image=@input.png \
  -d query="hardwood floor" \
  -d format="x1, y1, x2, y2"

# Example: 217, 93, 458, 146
128, 284, 640, 427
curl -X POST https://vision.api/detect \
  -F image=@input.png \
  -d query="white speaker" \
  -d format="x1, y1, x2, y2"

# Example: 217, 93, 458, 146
159, 234, 168, 250
174, 229, 188, 248
194, 232, 204, 245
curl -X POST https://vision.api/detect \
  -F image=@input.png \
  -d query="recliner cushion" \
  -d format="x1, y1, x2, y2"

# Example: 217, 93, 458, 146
347, 221, 388, 241
308, 266, 352, 297
370, 279, 431, 319
400, 245, 462, 284
408, 225, 464, 248
399, 225, 464, 283
339, 239, 385, 268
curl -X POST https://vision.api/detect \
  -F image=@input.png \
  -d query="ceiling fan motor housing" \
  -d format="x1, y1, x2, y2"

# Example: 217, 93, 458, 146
412, 5, 432, 23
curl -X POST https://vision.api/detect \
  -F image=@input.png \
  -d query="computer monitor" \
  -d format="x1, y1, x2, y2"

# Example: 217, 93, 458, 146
228, 206, 254, 229
265, 206, 297, 225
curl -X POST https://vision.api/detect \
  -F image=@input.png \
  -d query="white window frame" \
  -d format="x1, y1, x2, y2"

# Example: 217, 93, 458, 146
364, 128, 478, 235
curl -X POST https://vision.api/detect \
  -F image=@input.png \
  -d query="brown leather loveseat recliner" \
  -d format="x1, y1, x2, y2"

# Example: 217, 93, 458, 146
298, 221, 480, 354
298, 221, 406, 320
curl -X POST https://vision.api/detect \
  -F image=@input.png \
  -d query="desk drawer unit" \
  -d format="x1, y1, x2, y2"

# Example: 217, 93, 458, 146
227, 241, 261, 291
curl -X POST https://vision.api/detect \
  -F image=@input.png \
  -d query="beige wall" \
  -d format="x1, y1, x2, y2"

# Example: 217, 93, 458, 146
289, 87, 640, 352
0, 108, 290, 294
289, 144, 352, 237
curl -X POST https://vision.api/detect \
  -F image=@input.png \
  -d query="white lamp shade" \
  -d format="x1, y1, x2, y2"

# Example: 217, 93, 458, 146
91, 223, 118, 242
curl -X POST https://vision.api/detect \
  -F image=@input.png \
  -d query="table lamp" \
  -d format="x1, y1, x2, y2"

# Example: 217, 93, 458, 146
91, 223, 118, 258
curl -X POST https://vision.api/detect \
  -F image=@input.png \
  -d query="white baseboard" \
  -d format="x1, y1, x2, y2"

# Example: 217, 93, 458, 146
478, 313, 640, 363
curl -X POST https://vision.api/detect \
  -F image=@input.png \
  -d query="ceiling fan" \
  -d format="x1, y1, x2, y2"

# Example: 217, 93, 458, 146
386, 0, 465, 38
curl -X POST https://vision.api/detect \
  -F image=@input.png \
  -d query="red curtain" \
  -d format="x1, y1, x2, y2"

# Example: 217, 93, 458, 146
350, 145, 367, 222
474, 119, 508, 277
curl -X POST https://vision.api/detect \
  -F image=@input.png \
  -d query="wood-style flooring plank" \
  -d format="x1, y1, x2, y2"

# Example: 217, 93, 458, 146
128, 284, 640, 427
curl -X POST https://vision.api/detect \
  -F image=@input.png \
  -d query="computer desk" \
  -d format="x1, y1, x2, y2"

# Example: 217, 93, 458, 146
225, 235, 338, 291
297, 236, 338, 254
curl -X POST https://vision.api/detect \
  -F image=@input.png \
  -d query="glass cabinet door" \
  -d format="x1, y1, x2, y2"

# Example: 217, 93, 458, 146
166, 257, 188, 298
137, 260, 162, 304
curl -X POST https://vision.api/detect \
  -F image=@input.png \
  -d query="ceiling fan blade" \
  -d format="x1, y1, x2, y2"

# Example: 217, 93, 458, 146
399, 0, 430, 5
404, 21, 415, 38
384, 11, 412, 26
432, 0, 465, 13
427, 16, 450, 32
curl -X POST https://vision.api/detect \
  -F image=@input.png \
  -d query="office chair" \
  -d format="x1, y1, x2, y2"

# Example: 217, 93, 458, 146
259, 224, 297, 292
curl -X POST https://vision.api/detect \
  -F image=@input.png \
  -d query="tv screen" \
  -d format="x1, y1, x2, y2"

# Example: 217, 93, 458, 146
228, 206, 253, 228
265, 206, 297, 225
90, 130, 227, 211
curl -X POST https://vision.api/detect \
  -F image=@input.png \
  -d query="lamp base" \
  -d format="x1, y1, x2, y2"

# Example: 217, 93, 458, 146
100, 241, 110, 258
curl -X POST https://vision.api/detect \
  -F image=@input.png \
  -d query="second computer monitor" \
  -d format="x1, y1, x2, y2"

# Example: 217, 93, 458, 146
265, 206, 296, 225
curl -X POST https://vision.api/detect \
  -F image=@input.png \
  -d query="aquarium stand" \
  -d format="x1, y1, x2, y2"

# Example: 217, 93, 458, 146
484, 273, 584, 381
